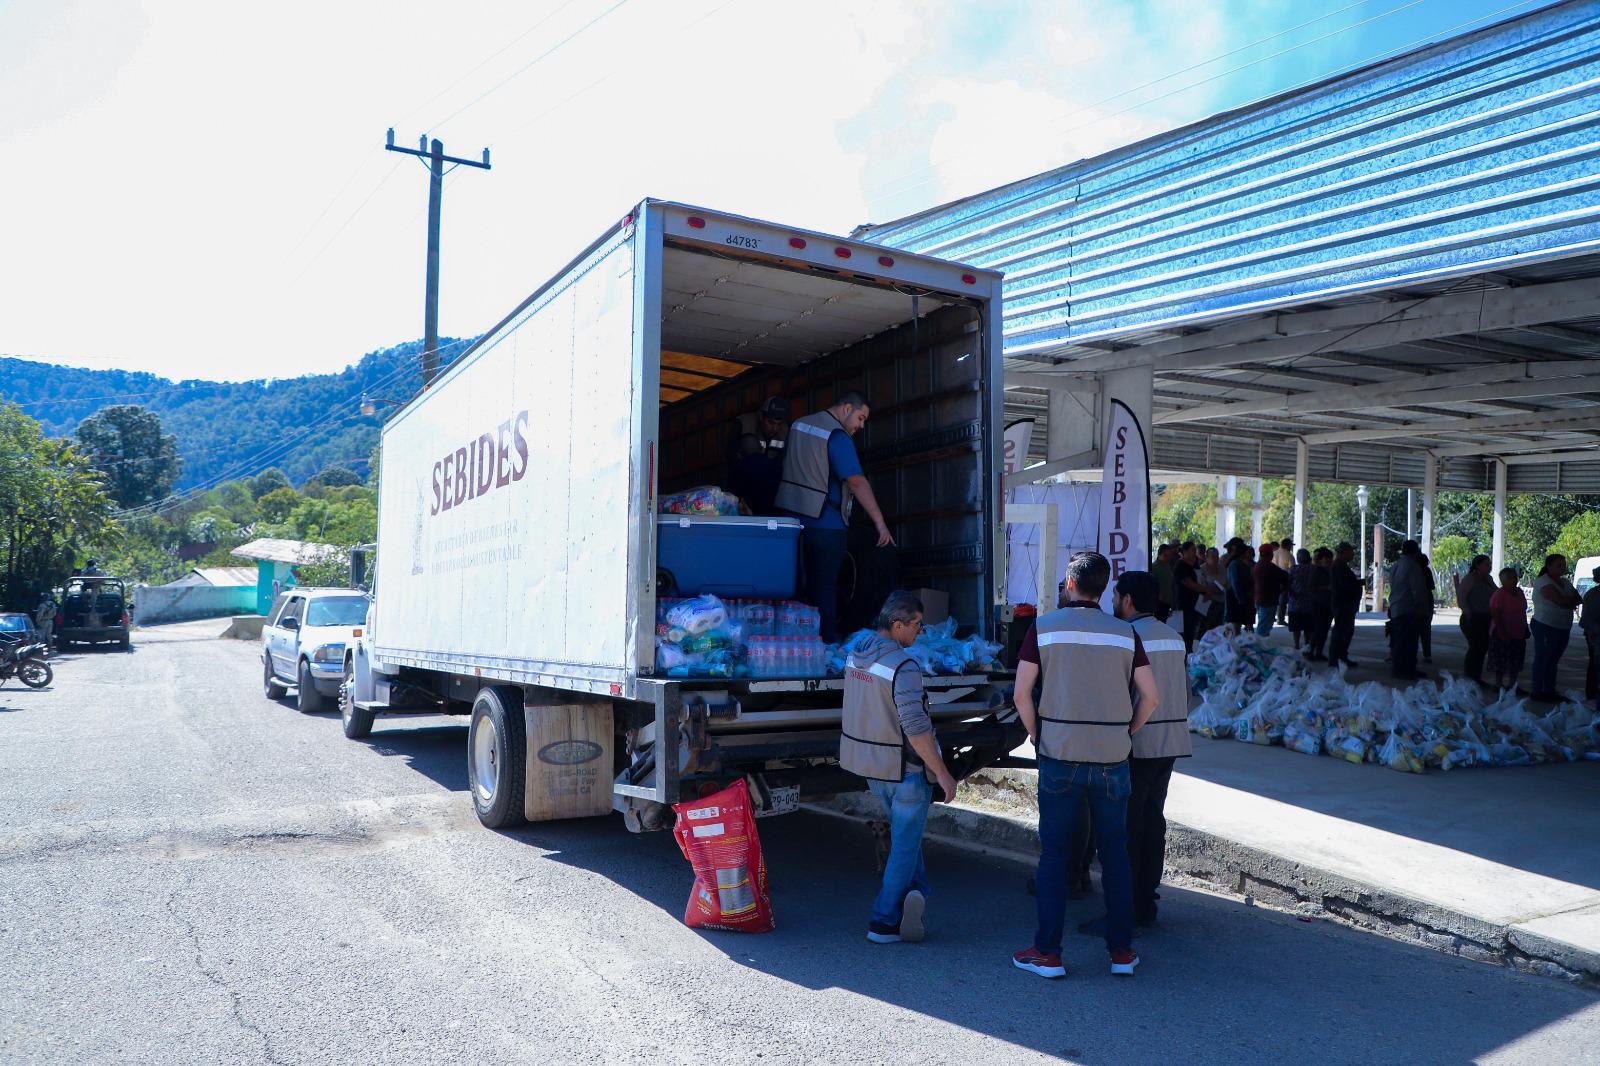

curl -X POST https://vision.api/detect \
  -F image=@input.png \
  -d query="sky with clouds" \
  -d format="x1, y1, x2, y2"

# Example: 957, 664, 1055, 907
0, 0, 1543, 381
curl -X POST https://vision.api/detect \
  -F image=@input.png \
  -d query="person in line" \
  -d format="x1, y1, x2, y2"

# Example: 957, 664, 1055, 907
841, 591, 959, 944
725, 395, 789, 515
1284, 548, 1314, 652
1328, 542, 1362, 669
1150, 544, 1176, 624
1200, 546, 1227, 636
1488, 567, 1530, 694
34, 591, 56, 651
1529, 553, 1582, 702
1252, 543, 1282, 638
1173, 542, 1208, 652
1272, 537, 1295, 625
1580, 566, 1600, 706
775, 391, 894, 642
1417, 553, 1437, 665
1011, 551, 1158, 980
1305, 547, 1334, 661
1225, 541, 1255, 631
1387, 540, 1428, 681
1076, 571, 1191, 933
1456, 555, 1496, 686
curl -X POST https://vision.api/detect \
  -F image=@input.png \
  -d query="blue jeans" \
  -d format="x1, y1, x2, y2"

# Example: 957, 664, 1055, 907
1035, 757, 1133, 953
1255, 606, 1275, 637
1530, 620, 1571, 698
867, 768, 932, 929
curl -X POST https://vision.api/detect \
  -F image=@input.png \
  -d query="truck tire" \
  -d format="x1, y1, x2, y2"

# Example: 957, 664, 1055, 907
469, 686, 526, 829
119, 634, 130, 651
297, 660, 330, 714
340, 659, 375, 739
263, 655, 288, 700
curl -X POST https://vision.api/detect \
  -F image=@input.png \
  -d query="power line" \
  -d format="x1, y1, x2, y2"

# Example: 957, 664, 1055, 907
427, 0, 634, 130
397, 0, 591, 125
114, 338, 475, 519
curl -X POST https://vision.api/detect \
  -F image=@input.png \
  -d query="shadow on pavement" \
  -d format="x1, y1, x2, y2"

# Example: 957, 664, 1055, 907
363, 722, 470, 793
528, 810, 1598, 1064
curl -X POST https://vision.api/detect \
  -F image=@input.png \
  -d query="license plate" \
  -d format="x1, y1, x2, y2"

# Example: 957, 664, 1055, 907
754, 784, 800, 818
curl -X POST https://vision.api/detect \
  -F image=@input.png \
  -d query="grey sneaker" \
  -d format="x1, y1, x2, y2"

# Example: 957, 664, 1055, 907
900, 890, 926, 943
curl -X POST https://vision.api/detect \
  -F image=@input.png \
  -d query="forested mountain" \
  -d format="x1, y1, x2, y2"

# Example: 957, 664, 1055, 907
0, 338, 468, 489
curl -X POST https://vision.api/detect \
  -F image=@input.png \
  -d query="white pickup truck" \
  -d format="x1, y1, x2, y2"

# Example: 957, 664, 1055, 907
261, 588, 371, 713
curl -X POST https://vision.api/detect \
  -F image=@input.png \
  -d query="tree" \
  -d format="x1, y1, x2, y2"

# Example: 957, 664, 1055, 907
1553, 511, 1600, 566
75, 404, 181, 509
1152, 483, 1216, 545
1430, 534, 1474, 582
305, 466, 362, 493
257, 486, 301, 525
0, 404, 119, 607
250, 467, 291, 499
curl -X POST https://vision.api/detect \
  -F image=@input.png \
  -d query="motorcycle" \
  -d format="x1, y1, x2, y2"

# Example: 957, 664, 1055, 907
0, 638, 53, 689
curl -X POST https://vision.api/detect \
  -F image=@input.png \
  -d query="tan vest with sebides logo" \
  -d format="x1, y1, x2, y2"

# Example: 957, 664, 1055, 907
1128, 613, 1193, 760
1035, 605, 1139, 765
841, 641, 934, 784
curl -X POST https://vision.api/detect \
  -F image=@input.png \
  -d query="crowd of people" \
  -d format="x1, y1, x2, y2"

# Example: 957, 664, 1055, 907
1149, 536, 1365, 667
1143, 534, 1600, 703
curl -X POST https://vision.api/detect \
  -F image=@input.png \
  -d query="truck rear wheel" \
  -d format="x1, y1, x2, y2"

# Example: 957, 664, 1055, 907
469, 686, 526, 829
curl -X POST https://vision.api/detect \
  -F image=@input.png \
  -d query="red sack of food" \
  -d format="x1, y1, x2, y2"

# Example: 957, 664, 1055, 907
671, 779, 774, 933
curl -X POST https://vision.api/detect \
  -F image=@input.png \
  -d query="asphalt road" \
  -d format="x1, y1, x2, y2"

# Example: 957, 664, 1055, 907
2, 620, 1597, 1066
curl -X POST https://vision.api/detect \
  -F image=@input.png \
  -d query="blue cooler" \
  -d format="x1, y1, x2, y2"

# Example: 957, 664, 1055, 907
656, 516, 802, 599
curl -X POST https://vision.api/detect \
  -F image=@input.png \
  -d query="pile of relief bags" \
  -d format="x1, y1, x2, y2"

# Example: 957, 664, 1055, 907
654, 593, 1004, 679
1187, 628, 1600, 773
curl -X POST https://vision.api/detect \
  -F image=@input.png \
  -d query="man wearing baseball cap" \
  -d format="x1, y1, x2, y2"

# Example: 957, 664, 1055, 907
726, 395, 790, 515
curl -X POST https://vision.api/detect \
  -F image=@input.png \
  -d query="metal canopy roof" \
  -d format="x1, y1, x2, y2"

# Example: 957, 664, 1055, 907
858, 1, 1600, 493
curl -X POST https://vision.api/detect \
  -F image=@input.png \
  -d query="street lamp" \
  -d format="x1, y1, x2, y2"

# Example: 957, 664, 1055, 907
1356, 485, 1370, 610
359, 393, 406, 417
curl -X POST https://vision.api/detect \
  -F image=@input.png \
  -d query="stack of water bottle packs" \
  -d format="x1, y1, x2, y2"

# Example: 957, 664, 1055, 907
824, 618, 1005, 677
654, 594, 827, 678
1186, 628, 1600, 773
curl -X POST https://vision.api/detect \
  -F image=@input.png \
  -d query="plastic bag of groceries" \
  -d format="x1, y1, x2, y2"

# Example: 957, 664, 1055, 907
1378, 730, 1426, 774
1188, 703, 1236, 739
666, 594, 729, 636
672, 779, 774, 933
1282, 709, 1324, 756
659, 485, 746, 517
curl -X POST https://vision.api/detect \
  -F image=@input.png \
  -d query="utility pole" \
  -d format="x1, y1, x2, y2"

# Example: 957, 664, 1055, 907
385, 128, 491, 386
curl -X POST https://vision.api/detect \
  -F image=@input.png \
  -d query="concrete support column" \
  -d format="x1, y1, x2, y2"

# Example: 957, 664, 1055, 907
1250, 478, 1265, 546
1046, 388, 1096, 471
1492, 459, 1507, 575
1215, 475, 1237, 545
1405, 489, 1415, 542
1421, 454, 1437, 556
1293, 440, 1308, 549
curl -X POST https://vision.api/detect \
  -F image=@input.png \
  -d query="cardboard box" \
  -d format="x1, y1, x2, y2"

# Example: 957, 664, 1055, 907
915, 588, 950, 626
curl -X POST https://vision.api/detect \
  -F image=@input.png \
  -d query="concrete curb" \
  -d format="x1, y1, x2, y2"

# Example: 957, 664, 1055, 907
812, 778, 1600, 987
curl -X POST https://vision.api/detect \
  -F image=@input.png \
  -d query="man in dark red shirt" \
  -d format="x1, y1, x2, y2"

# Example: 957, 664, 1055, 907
1252, 543, 1283, 637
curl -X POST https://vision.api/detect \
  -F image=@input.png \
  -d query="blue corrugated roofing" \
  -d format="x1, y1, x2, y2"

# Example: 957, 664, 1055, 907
858, 0, 1600, 360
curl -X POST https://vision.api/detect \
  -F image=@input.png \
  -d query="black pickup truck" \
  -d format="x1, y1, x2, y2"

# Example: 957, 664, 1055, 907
57, 576, 131, 651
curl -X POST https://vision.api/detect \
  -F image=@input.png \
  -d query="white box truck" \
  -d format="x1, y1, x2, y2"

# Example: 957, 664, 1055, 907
346, 199, 1021, 831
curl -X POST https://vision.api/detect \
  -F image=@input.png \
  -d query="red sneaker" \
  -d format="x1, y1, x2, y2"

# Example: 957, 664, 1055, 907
1109, 949, 1140, 976
1012, 947, 1066, 979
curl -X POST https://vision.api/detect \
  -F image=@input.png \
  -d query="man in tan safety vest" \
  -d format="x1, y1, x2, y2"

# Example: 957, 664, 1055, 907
1011, 551, 1158, 980
775, 391, 894, 642
1077, 570, 1193, 937
841, 590, 958, 944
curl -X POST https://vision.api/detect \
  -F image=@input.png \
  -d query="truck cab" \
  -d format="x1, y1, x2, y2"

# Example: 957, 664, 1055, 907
261, 588, 371, 714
